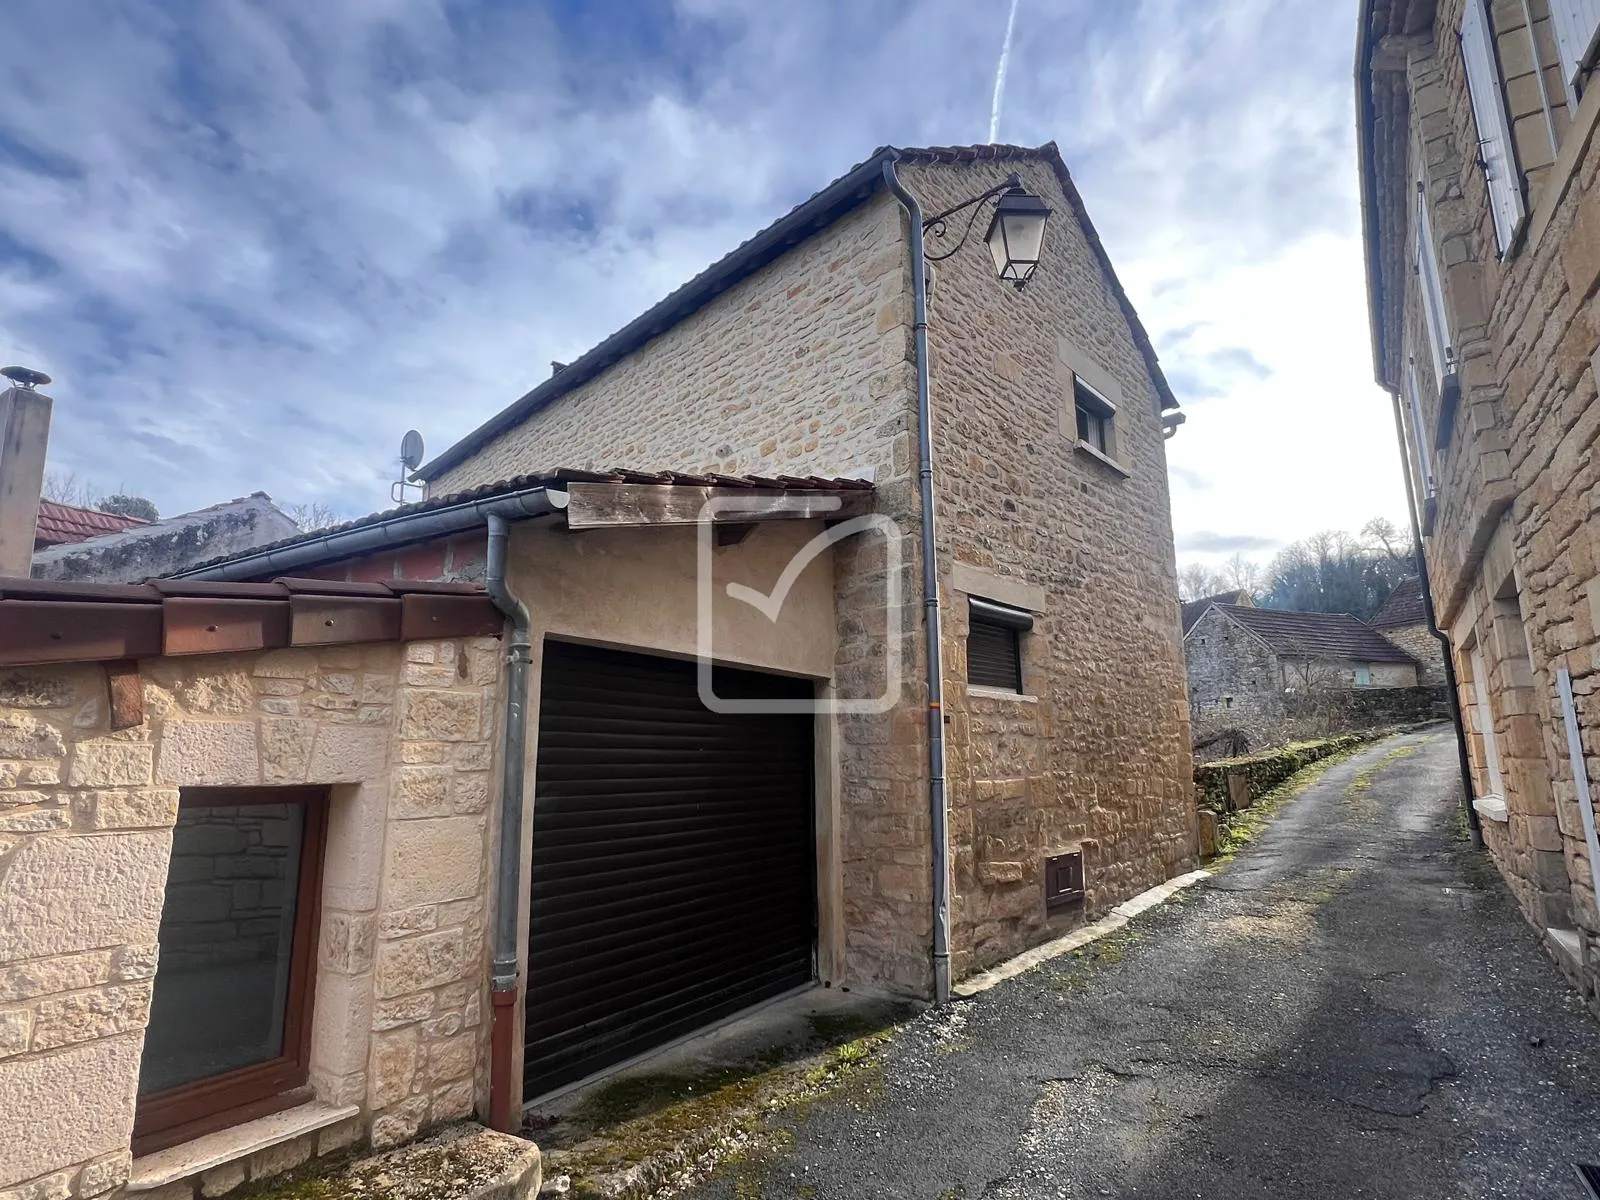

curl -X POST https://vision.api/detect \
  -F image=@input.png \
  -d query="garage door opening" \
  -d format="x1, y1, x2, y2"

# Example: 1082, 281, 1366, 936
524, 640, 817, 1097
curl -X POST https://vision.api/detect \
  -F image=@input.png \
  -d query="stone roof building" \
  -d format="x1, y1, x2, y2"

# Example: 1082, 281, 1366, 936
1179, 589, 1253, 635
1358, 0, 1600, 1002
1370, 575, 1448, 685
1185, 603, 1420, 749
0, 142, 1199, 1199
30, 493, 299, 583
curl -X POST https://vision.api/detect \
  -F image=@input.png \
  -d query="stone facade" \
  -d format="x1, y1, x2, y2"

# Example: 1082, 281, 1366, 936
1362, 0, 1600, 1001
0, 638, 501, 1196
1184, 606, 1288, 751
422, 148, 1197, 990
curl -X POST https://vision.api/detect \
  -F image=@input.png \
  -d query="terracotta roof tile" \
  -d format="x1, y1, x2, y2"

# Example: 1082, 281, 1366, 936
33, 500, 148, 547
1371, 576, 1428, 629
1215, 604, 1418, 665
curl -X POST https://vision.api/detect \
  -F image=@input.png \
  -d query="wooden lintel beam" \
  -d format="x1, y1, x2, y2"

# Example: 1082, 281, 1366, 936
399, 594, 503, 641
563, 483, 871, 530
164, 597, 291, 656
105, 660, 144, 731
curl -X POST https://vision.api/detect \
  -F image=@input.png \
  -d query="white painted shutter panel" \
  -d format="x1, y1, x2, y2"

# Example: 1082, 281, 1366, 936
1460, 0, 1526, 253
1550, 0, 1600, 99
1415, 184, 1452, 386
1406, 358, 1437, 502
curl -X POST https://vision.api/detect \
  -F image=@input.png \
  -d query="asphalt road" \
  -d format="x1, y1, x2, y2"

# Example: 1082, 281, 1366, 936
688, 729, 1600, 1200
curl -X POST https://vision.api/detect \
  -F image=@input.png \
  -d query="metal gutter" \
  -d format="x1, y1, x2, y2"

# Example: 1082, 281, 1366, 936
175, 487, 567, 581
484, 514, 532, 1132
1356, 0, 1395, 389
881, 154, 953, 1006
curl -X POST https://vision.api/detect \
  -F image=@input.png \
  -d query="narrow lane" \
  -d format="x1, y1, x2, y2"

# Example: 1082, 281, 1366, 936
688, 729, 1600, 1199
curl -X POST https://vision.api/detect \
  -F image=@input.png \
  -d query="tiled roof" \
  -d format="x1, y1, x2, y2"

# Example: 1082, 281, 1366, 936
33, 500, 148, 547
178, 468, 876, 577
417, 141, 1178, 480
1371, 576, 1428, 629
1214, 605, 1418, 665
1180, 589, 1253, 634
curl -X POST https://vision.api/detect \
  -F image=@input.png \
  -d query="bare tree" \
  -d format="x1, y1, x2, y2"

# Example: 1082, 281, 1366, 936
1178, 562, 1222, 602
1361, 516, 1409, 562
285, 501, 345, 531
1219, 552, 1261, 598
41, 471, 101, 508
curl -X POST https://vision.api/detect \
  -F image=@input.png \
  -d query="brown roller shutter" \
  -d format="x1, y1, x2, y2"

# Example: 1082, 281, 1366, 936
525, 640, 816, 1095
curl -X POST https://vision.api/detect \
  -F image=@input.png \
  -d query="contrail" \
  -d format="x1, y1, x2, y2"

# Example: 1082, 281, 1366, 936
988, 0, 1021, 143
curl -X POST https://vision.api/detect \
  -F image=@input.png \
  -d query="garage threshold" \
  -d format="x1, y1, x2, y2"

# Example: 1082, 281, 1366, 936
523, 982, 919, 1116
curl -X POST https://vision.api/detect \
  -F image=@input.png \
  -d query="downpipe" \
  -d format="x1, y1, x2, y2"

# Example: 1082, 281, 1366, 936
1388, 391, 1482, 847
484, 512, 533, 1131
883, 155, 953, 1005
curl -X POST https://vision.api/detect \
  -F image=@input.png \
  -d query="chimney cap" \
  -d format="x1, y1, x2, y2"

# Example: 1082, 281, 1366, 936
1, 366, 51, 389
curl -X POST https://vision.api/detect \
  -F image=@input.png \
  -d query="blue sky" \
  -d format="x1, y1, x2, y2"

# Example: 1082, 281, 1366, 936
0, 0, 1403, 568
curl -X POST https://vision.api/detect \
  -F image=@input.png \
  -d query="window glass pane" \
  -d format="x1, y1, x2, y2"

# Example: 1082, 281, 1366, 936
138, 803, 304, 1096
1075, 403, 1092, 444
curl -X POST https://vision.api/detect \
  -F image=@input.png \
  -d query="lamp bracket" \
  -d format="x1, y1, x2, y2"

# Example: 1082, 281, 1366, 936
922, 172, 1023, 263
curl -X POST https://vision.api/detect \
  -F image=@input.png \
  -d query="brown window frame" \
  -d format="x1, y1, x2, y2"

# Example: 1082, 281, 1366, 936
132, 786, 329, 1158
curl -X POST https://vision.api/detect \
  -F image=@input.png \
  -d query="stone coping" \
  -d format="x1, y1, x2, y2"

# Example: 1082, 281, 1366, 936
954, 869, 1210, 997
128, 1101, 359, 1191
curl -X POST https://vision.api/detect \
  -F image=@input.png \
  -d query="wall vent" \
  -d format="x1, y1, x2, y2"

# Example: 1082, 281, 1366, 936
1044, 850, 1085, 912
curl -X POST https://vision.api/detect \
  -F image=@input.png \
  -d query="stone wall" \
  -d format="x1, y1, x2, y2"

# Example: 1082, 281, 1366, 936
1379, 622, 1448, 685
1394, 0, 1600, 994
898, 157, 1196, 978
0, 637, 501, 1196
1183, 606, 1285, 753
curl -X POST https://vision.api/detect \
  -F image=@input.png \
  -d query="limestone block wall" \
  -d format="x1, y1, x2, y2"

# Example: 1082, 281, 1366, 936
1380, 623, 1448, 685
1400, 0, 1600, 987
0, 638, 501, 1197
429, 195, 915, 494
896, 157, 1196, 978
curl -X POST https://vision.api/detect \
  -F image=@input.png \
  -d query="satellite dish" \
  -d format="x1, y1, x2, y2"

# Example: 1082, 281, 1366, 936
399, 430, 425, 475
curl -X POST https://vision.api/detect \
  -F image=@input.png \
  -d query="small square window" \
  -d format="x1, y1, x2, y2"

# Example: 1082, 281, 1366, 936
1044, 851, 1085, 912
967, 597, 1033, 693
1074, 379, 1115, 456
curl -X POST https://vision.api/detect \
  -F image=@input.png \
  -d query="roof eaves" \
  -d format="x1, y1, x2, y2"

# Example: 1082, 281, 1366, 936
417, 148, 899, 481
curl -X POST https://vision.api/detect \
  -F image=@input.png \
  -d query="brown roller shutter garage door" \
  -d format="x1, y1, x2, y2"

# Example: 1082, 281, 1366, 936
524, 640, 816, 1095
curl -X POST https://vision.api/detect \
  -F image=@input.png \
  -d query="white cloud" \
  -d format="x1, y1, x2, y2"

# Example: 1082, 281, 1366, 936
0, 0, 1400, 565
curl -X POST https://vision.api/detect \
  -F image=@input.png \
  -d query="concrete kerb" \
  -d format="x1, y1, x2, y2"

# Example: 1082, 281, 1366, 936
952, 870, 1211, 998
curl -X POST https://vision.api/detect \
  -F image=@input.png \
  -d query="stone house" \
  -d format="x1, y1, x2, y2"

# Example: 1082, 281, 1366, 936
1180, 589, 1253, 635
1371, 575, 1449, 684
30, 494, 300, 584
1359, 0, 1600, 1002
0, 142, 1197, 1198
1185, 604, 1421, 749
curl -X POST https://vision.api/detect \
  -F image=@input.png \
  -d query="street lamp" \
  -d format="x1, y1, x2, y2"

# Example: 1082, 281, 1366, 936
922, 172, 1053, 290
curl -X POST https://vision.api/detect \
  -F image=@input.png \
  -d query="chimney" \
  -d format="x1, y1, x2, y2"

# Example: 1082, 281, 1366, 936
0, 366, 54, 577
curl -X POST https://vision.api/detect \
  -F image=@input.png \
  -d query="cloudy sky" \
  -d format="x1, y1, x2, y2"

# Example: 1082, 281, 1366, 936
0, 0, 1405, 570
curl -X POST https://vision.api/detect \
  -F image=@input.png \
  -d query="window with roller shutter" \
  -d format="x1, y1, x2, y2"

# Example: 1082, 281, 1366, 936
1460, 0, 1527, 254
1550, 0, 1600, 103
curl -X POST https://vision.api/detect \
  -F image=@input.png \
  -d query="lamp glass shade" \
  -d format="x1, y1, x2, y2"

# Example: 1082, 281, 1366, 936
984, 189, 1052, 288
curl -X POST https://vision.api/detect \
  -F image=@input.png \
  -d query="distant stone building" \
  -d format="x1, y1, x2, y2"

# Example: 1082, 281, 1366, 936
32, 499, 149, 550
1180, 589, 1253, 635
1186, 604, 1421, 750
1371, 576, 1447, 685
30, 493, 298, 583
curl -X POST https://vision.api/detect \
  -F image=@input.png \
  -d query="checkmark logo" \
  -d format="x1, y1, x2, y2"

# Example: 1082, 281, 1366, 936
696, 495, 903, 715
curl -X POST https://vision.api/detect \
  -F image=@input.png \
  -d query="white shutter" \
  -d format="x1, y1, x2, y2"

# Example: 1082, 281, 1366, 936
1460, 0, 1526, 253
1550, 0, 1600, 101
1415, 184, 1452, 386
1406, 358, 1437, 502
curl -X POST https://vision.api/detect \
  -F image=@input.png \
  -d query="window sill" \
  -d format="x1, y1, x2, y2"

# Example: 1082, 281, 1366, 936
127, 1101, 359, 1192
1073, 440, 1130, 478
966, 685, 1038, 703
1471, 793, 1509, 824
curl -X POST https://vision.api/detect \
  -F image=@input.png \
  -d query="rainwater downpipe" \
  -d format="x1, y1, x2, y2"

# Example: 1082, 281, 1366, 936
882, 154, 953, 1005
1389, 390, 1483, 846
484, 512, 532, 1131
